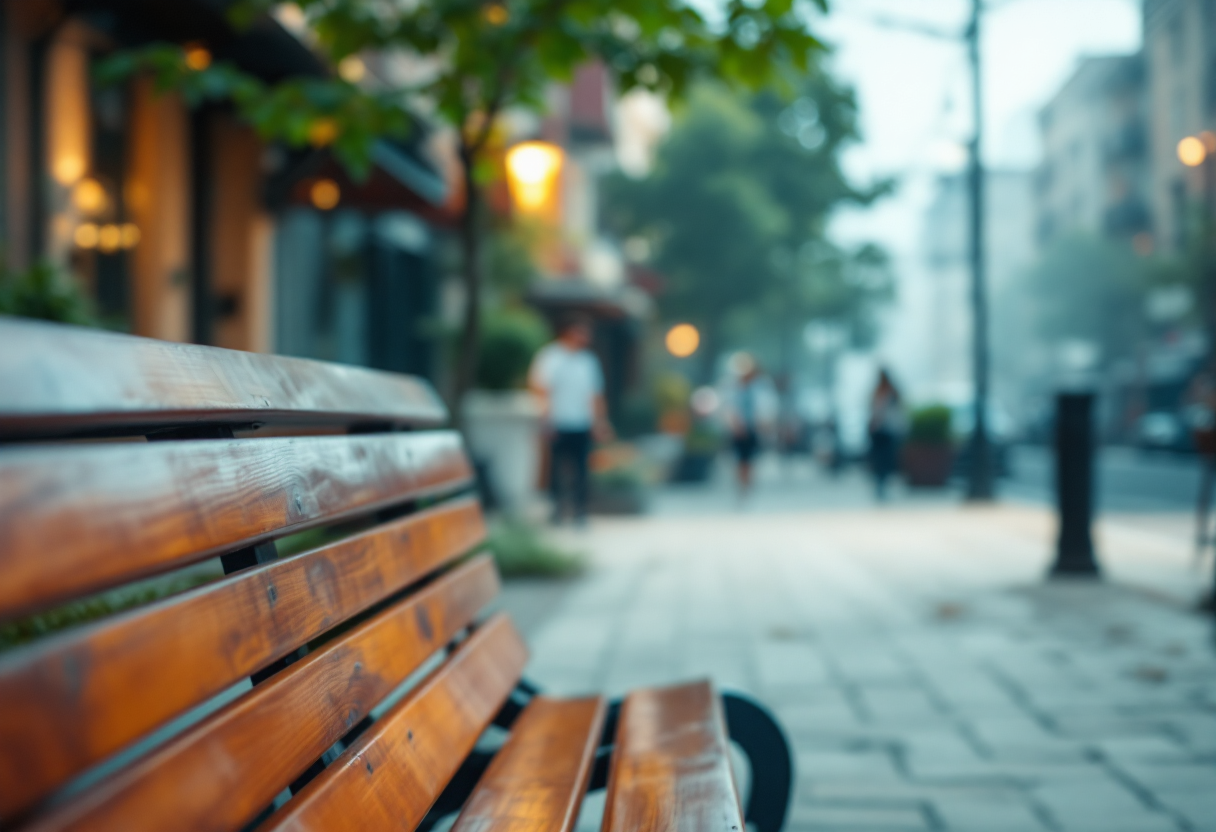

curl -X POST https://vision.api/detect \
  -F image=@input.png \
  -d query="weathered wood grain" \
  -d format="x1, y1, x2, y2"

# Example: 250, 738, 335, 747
601, 681, 744, 832
0, 431, 471, 618
0, 316, 447, 438
0, 499, 487, 820
13, 557, 501, 832
261, 614, 528, 832
449, 695, 605, 832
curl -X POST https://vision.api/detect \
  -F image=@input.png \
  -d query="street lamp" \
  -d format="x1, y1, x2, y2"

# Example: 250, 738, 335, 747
505, 141, 563, 215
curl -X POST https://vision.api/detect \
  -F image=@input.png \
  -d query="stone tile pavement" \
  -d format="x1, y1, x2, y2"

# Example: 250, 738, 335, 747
515, 505, 1216, 832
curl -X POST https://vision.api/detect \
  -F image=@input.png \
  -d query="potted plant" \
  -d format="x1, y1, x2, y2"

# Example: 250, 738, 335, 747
670, 421, 720, 483
902, 405, 953, 488
462, 307, 549, 514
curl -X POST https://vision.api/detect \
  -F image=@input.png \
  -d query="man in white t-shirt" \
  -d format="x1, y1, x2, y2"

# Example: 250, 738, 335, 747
529, 316, 612, 525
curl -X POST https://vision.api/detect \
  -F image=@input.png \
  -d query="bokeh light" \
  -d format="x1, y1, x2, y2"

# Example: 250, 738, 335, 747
505, 141, 563, 213
72, 178, 106, 214
665, 323, 700, 358
310, 179, 341, 210
1178, 136, 1206, 167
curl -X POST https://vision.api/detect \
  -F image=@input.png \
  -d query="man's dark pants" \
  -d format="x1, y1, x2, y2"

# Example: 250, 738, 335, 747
550, 429, 592, 521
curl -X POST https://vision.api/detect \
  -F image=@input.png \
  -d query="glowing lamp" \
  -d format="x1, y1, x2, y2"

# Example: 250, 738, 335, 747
1179, 136, 1206, 167
505, 141, 562, 213
53, 155, 86, 186
73, 223, 99, 249
310, 179, 341, 210
120, 223, 141, 249
308, 118, 340, 148
72, 178, 107, 214
184, 44, 212, 71
98, 224, 122, 253
483, 3, 509, 25
665, 323, 700, 358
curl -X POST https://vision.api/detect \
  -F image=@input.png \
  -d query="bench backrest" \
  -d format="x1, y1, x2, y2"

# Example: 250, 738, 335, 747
0, 317, 521, 832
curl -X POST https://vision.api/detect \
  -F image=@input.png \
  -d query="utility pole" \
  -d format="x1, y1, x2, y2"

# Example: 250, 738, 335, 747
966, 0, 994, 500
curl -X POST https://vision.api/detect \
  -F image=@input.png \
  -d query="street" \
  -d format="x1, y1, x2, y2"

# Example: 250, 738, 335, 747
1005, 446, 1206, 514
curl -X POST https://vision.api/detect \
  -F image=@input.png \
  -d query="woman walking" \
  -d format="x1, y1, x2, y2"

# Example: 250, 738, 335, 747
868, 368, 904, 501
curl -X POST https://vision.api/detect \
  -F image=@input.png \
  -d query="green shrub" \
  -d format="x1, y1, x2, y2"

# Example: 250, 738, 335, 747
0, 260, 96, 326
908, 405, 952, 444
683, 421, 722, 455
486, 518, 585, 578
476, 307, 551, 391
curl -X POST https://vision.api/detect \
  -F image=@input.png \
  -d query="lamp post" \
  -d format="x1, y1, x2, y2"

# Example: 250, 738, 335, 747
1179, 132, 1216, 610
965, 0, 993, 501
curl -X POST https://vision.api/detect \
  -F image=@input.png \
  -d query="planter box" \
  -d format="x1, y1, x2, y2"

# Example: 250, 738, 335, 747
463, 390, 543, 514
902, 442, 953, 488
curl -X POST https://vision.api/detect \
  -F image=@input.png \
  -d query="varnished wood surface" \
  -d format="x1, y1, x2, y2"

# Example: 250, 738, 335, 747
262, 614, 529, 832
601, 681, 744, 832
0, 431, 471, 619
0, 499, 487, 820
0, 317, 447, 438
14, 557, 500, 831
450, 696, 605, 832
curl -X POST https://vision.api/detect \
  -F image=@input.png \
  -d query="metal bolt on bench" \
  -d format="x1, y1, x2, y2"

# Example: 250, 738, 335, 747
0, 317, 793, 832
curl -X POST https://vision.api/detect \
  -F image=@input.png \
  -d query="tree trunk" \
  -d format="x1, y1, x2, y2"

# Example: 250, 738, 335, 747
451, 146, 482, 431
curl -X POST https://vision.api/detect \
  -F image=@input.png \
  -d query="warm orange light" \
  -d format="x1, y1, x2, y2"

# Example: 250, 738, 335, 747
97, 223, 122, 253
310, 179, 341, 210
72, 178, 107, 214
73, 223, 99, 249
308, 117, 340, 147
665, 323, 700, 358
1179, 136, 1207, 167
483, 3, 509, 24
184, 44, 212, 71
505, 141, 562, 213
120, 223, 141, 249
53, 155, 86, 185
338, 55, 366, 83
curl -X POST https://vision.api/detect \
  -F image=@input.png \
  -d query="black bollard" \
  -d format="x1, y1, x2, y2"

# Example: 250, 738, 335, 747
1051, 391, 1100, 576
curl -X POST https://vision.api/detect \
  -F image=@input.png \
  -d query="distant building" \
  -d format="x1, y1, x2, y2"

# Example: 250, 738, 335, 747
1144, 0, 1216, 253
1035, 55, 1150, 251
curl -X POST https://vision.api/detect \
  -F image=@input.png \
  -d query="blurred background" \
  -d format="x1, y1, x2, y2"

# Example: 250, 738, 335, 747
8, 2, 1216, 829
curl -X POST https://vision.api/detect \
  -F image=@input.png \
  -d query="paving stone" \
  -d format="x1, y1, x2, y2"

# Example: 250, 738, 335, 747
529, 500, 1216, 832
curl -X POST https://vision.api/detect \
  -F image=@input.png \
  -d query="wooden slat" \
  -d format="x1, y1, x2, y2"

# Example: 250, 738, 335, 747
262, 614, 528, 832
0, 498, 486, 821
14, 557, 501, 832
449, 696, 606, 832
0, 316, 447, 438
0, 430, 471, 618
601, 681, 744, 832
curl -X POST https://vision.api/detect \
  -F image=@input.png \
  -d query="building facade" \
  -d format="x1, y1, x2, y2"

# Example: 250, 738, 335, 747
1036, 55, 1150, 250
1, 0, 450, 383
1144, 0, 1216, 254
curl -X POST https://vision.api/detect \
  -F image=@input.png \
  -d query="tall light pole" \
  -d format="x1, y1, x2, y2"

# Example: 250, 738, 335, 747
966, 0, 994, 500
864, 3, 993, 499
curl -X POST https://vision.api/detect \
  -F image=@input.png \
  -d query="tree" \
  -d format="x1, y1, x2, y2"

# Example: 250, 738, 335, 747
601, 74, 887, 380
102, 0, 827, 417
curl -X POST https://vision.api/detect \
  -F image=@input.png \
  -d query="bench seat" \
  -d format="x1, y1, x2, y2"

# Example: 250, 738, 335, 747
0, 317, 791, 832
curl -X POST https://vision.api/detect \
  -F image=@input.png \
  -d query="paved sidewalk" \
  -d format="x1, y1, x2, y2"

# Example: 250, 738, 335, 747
523, 505, 1216, 832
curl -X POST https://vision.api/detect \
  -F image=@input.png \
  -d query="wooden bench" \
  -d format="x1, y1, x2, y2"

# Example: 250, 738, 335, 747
0, 317, 792, 832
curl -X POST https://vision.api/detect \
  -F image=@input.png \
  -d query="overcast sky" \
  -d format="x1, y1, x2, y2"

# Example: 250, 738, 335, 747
819, 0, 1142, 253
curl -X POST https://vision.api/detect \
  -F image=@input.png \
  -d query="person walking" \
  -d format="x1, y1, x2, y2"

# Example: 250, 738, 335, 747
868, 368, 904, 501
726, 354, 770, 502
529, 316, 612, 526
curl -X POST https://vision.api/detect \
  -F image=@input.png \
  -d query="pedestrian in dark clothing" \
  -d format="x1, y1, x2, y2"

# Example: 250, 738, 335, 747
868, 368, 904, 501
